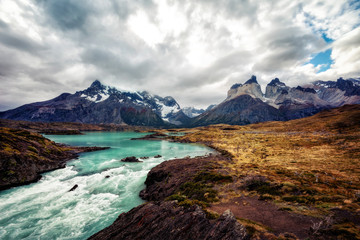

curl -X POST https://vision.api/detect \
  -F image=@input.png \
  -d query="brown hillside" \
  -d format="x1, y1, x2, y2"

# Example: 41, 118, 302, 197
167, 105, 360, 239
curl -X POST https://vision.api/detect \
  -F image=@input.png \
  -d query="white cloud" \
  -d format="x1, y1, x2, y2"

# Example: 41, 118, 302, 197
329, 27, 360, 75
0, 0, 359, 111
127, 10, 164, 48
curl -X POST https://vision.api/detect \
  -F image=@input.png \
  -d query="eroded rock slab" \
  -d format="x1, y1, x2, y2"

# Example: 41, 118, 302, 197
89, 201, 247, 240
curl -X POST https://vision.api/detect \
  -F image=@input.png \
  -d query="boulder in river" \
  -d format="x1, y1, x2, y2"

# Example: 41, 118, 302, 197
69, 184, 78, 192
121, 156, 142, 162
154, 155, 162, 158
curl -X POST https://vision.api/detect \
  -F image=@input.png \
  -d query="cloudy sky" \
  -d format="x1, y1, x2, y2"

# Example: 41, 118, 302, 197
0, 0, 359, 110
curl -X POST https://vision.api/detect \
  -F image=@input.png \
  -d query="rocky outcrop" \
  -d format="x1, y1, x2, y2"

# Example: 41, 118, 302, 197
265, 78, 289, 99
226, 75, 263, 101
140, 156, 219, 201
89, 201, 247, 240
0, 127, 109, 190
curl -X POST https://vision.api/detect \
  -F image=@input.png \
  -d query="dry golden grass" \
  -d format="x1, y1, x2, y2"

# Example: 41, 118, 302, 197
167, 105, 360, 216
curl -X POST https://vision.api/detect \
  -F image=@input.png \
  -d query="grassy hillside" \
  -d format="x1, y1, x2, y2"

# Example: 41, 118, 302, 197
168, 105, 360, 239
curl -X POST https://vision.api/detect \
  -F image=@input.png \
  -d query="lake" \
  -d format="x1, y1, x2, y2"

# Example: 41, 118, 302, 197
0, 132, 213, 239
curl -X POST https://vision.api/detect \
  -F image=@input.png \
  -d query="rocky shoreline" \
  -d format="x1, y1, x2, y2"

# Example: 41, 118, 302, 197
0, 127, 110, 191
89, 201, 247, 240
89, 154, 249, 240
86, 132, 252, 240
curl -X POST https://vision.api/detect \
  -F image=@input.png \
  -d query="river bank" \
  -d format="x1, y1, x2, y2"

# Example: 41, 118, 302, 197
0, 130, 213, 239
91, 105, 360, 239
0, 127, 109, 190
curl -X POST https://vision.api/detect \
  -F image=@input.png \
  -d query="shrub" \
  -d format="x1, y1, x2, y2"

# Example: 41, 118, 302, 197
180, 181, 218, 202
242, 175, 282, 195
166, 194, 187, 202
193, 171, 233, 184
27, 146, 38, 153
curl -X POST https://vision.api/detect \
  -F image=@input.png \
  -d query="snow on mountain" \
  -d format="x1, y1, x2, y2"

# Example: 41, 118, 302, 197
75, 80, 185, 124
182, 107, 205, 118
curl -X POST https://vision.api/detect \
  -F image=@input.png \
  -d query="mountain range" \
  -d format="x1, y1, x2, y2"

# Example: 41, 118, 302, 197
191, 76, 360, 126
1, 76, 359, 127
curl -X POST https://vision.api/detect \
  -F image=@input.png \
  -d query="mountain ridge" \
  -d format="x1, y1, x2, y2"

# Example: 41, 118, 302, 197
0, 80, 190, 127
189, 76, 360, 126
1, 77, 359, 127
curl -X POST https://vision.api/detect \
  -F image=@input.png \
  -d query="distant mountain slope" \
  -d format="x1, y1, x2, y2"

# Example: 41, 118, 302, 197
191, 95, 283, 126
0, 80, 190, 127
182, 107, 206, 118
1, 77, 359, 127
247, 104, 360, 134
190, 76, 360, 126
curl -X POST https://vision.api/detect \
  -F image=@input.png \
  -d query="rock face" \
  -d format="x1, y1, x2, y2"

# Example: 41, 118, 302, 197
140, 156, 217, 201
310, 78, 360, 106
0, 80, 190, 127
89, 201, 247, 240
0, 127, 109, 190
191, 95, 284, 126
265, 78, 289, 99
226, 75, 263, 101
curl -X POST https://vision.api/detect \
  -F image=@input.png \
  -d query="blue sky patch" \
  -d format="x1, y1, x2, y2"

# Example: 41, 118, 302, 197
310, 49, 333, 73
322, 33, 333, 43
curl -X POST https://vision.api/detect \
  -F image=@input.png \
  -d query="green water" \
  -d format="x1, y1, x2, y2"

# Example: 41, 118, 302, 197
0, 132, 213, 239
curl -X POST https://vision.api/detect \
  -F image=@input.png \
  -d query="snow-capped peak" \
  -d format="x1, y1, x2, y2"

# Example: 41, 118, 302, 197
76, 80, 186, 124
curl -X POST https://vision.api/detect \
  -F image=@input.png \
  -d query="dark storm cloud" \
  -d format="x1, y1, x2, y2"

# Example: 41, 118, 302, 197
110, 0, 156, 20
37, 0, 89, 31
37, 0, 157, 32
178, 51, 252, 88
0, 30, 43, 54
0, 19, 9, 29
81, 47, 155, 81
253, 27, 326, 72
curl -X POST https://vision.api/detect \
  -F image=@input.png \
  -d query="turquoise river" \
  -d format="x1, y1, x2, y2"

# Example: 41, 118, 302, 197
0, 132, 213, 239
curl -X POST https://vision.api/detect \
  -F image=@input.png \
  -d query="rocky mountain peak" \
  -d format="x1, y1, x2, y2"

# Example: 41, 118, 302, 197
336, 77, 360, 96
244, 75, 258, 85
89, 80, 105, 90
230, 83, 242, 89
268, 78, 286, 87
295, 86, 316, 94
226, 75, 263, 101
163, 96, 177, 106
265, 78, 289, 99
